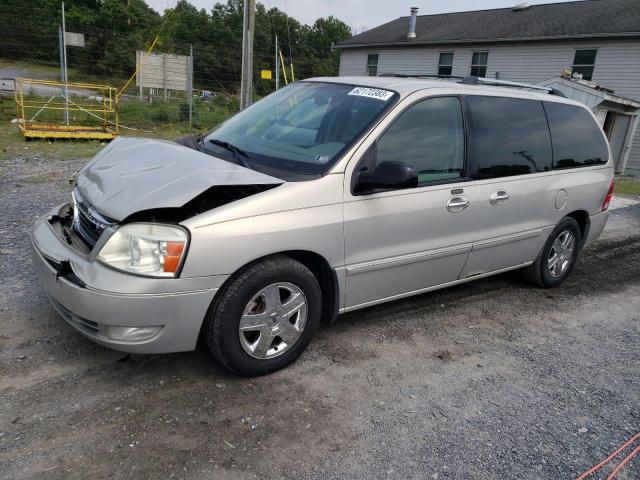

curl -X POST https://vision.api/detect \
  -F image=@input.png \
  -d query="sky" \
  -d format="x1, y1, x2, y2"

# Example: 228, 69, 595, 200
145, 0, 583, 32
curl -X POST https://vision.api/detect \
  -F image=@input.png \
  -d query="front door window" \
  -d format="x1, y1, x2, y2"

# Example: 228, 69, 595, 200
376, 97, 465, 184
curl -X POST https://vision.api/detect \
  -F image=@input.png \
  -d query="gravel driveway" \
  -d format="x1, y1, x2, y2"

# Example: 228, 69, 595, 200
1, 154, 639, 479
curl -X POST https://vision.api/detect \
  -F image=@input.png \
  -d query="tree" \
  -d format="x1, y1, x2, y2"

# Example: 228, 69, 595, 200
0, 0, 355, 93
308, 16, 351, 56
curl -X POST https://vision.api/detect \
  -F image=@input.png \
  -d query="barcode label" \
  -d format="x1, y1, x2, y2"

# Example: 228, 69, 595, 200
348, 87, 394, 101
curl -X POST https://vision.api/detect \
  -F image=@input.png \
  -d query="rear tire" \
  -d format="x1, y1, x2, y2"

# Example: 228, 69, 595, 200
524, 217, 582, 288
203, 255, 322, 376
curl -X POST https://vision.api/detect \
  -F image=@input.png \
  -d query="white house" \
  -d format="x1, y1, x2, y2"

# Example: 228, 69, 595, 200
336, 0, 640, 175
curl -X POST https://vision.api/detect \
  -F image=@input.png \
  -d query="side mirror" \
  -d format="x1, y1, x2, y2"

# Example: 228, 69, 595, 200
357, 161, 418, 192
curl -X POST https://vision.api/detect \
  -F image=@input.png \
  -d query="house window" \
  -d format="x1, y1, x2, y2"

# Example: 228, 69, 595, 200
366, 54, 378, 76
438, 53, 454, 77
572, 49, 597, 80
470, 51, 488, 77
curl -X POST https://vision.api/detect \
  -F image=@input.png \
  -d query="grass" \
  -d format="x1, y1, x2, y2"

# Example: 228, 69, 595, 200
615, 176, 640, 197
0, 58, 240, 164
0, 93, 237, 161
118, 95, 237, 131
0, 59, 126, 87
0, 59, 78, 80
0, 124, 106, 161
0, 122, 208, 162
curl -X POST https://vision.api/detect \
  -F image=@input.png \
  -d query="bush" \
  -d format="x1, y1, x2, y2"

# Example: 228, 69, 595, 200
150, 103, 177, 123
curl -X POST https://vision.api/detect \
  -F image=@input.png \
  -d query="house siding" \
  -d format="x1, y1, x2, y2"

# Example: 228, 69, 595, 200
339, 39, 640, 174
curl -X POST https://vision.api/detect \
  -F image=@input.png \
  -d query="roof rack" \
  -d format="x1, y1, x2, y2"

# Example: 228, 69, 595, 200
379, 73, 465, 80
460, 76, 566, 97
378, 73, 566, 97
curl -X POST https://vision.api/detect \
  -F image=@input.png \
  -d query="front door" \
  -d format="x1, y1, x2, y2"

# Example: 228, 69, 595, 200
343, 96, 478, 309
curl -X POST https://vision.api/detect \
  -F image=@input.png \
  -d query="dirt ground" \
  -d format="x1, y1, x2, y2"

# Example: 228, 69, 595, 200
1, 155, 639, 479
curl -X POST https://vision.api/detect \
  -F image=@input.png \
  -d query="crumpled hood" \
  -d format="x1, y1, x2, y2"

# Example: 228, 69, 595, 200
76, 137, 283, 221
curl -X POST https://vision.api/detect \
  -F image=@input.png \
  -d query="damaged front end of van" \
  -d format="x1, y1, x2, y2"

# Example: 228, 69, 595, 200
30, 136, 283, 353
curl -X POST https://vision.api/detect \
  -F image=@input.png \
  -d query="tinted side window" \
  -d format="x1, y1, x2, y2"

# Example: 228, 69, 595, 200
467, 96, 552, 178
543, 102, 609, 169
376, 97, 465, 183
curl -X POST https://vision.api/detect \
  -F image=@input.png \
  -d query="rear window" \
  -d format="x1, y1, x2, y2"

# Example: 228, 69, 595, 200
543, 102, 609, 169
466, 96, 552, 178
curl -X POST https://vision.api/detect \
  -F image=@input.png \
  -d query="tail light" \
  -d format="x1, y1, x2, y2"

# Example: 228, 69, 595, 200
601, 179, 615, 211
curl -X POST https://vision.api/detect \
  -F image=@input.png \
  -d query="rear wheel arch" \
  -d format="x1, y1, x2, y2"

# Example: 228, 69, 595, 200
565, 210, 590, 248
524, 216, 582, 287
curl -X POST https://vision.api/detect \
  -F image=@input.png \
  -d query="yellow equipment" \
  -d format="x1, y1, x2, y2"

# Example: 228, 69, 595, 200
14, 78, 118, 140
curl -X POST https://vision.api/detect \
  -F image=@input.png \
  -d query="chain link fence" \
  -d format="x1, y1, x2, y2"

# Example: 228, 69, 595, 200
0, 6, 323, 136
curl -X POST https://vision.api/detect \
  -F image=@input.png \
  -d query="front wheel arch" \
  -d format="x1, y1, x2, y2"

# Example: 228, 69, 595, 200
198, 250, 339, 340
202, 254, 323, 375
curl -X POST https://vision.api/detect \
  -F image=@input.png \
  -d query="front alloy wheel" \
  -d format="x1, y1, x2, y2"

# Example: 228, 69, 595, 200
203, 255, 322, 376
239, 282, 308, 359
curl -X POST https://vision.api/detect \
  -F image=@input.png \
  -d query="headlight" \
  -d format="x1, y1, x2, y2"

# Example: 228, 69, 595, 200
97, 223, 188, 278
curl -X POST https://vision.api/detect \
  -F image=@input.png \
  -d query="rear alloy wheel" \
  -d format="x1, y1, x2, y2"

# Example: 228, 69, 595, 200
204, 256, 322, 376
524, 217, 582, 288
547, 230, 576, 279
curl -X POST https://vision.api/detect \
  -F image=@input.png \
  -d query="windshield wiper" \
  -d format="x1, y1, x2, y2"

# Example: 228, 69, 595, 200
207, 138, 252, 169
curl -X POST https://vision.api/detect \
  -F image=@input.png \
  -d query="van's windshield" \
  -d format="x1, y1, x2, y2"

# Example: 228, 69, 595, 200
203, 82, 397, 178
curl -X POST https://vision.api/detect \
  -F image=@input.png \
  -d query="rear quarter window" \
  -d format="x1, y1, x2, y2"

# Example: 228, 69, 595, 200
543, 102, 609, 169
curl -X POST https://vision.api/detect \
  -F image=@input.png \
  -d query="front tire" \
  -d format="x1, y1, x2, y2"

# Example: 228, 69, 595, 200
203, 255, 322, 376
524, 217, 582, 288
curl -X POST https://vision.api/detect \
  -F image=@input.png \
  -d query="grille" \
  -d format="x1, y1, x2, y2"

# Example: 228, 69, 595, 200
72, 190, 116, 248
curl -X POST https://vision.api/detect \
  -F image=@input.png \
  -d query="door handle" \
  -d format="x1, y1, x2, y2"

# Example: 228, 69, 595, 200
489, 190, 510, 205
446, 195, 470, 213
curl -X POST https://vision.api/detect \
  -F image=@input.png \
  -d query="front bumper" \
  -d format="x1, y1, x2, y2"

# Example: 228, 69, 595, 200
30, 205, 227, 354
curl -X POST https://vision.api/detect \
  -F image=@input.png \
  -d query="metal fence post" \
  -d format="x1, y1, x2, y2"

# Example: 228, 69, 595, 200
188, 45, 193, 132
163, 53, 167, 100
275, 34, 279, 91
61, 1, 69, 125
138, 50, 143, 100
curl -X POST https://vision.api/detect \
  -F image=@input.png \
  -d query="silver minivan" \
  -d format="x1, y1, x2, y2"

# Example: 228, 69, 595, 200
31, 76, 615, 375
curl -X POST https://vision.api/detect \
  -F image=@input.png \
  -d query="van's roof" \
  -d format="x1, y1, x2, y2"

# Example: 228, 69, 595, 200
304, 76, 580, 105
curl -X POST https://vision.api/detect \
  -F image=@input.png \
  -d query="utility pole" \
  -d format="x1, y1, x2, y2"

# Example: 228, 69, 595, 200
61, 1, 69, 125
239, 0, 255, 110
274, 34, 279, 90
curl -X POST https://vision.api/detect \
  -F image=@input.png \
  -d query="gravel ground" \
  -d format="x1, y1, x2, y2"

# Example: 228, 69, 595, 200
1, 154, 639, 479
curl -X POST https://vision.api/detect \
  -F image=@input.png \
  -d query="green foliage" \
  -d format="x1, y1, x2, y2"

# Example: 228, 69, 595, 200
117, 95, 236, 132
614, 176, 640, 197
0, 0, 353, 94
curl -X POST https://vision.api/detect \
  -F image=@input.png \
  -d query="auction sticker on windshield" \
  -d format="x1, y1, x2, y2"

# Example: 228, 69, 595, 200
348, 87, 394, 101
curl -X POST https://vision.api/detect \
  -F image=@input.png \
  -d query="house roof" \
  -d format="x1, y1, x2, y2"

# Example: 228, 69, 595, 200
337, 0, 640, 49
